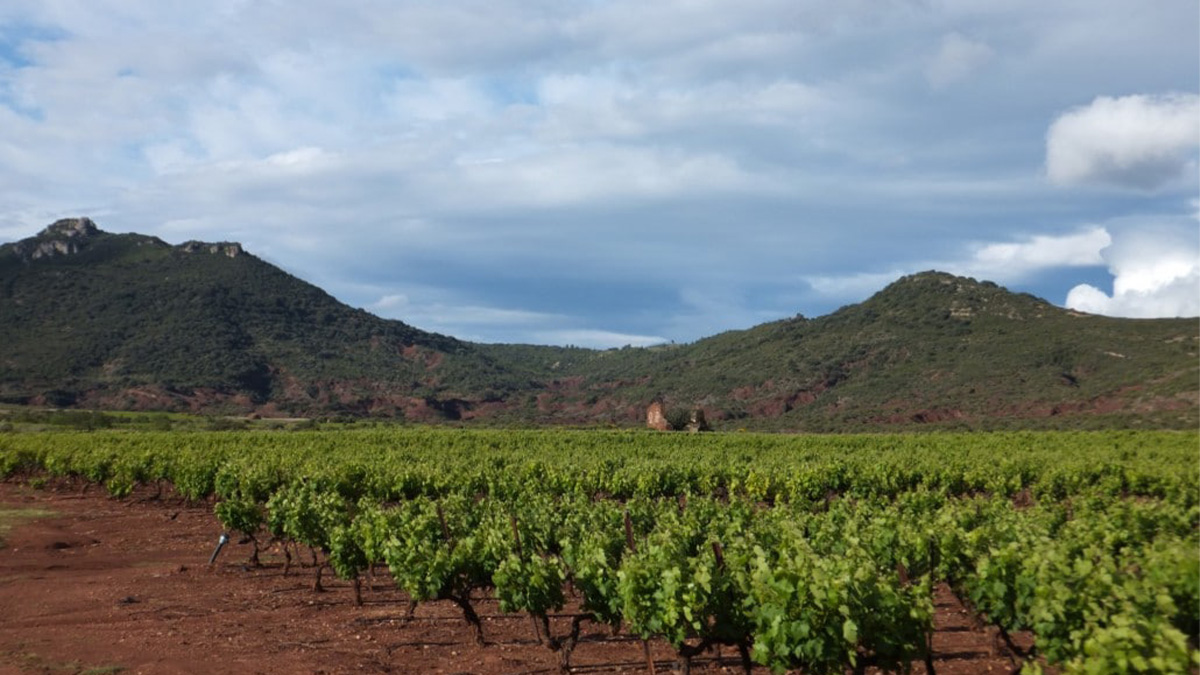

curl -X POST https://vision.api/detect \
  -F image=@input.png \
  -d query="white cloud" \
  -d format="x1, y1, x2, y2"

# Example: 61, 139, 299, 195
1046, 94, 1200, 190
373, 294, 408, 310
959, 226, 1110, 278
370, 293, 665, 347
536, 73, 826, 142
262, 147, 335, 172
369, 292, 567, 341
143, 141, 196, 175
447, 144, 771, 209
804, 227, 1113, 303
414, 304, 562, 328
532, 329, 667, 349
1066, 224, 1200, 318
385, 77, 497, 123
925, 32, 993, 89
804, 270, 907, 302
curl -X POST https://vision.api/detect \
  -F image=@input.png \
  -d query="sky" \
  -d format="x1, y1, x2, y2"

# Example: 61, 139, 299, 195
0, 1, 1197, 348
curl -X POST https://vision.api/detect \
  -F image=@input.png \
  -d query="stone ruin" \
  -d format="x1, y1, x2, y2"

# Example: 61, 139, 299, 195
685, 408, 711, 433
646, 400, 669, 431
646, 401, 711, 432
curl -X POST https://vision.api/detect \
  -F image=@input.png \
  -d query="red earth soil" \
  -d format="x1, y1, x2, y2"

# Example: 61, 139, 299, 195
0, 481, 1037, 675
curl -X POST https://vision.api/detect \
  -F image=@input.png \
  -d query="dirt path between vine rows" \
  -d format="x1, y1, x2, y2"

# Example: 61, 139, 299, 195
0, 481, 1034, 674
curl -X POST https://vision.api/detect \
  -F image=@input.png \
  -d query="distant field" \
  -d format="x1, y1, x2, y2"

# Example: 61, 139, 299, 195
1, 428, 1196, 673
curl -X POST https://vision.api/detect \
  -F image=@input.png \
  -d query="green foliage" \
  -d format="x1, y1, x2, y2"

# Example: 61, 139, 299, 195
214, 496, 264, 541
205, 416, 247, 431
328, 524, 368, 582
494, 552, 566, 617
380, 496, 497, 603
265, 482, 347, 552
1, 409, 116, 431
662, 407, 692, 431
613, 500, 747, 652
743, 538, 932, 674
558, 500, 627, 627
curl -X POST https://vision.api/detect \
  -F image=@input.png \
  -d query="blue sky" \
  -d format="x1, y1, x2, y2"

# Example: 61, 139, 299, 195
1, 1, 1197, 347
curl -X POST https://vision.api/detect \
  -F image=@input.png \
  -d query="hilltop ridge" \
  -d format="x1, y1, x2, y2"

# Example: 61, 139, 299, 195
9, 217, 113, 261
1, 219, 1196, 430
5, 217, 248, 263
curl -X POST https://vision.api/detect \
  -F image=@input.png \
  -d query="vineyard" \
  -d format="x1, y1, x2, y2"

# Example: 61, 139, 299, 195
1, 428, 1197, 674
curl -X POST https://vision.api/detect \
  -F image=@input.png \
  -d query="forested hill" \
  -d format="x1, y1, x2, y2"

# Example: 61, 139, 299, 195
2, 218, 1196, 430
494, 272, 1198, 430
0, 218, 537, 420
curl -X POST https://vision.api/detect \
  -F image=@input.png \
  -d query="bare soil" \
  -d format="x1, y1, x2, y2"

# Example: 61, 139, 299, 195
0, 482, 1034, 675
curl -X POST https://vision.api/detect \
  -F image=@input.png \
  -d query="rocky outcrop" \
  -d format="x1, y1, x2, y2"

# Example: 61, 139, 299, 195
42, 217, 99, 238
180, 241, 244, 258
10, 217, 100, 261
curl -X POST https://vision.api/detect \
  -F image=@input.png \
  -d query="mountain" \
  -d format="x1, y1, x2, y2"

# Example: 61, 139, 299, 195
0, 218, 537, 419
2, 218, 1196, 430
500, 272, 1199, 430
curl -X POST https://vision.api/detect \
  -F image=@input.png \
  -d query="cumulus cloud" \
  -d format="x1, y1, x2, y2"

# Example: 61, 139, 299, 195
1066, 224, 1200, 318
1046, 94, 1200, 190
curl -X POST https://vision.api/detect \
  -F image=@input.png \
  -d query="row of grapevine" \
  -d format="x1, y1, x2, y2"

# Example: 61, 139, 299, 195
212, 484, 1197, 673
2, 428, 1197, 672
952, 496, 1199, 673
238, 487, 943, 673
3, 429, 1196, 505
